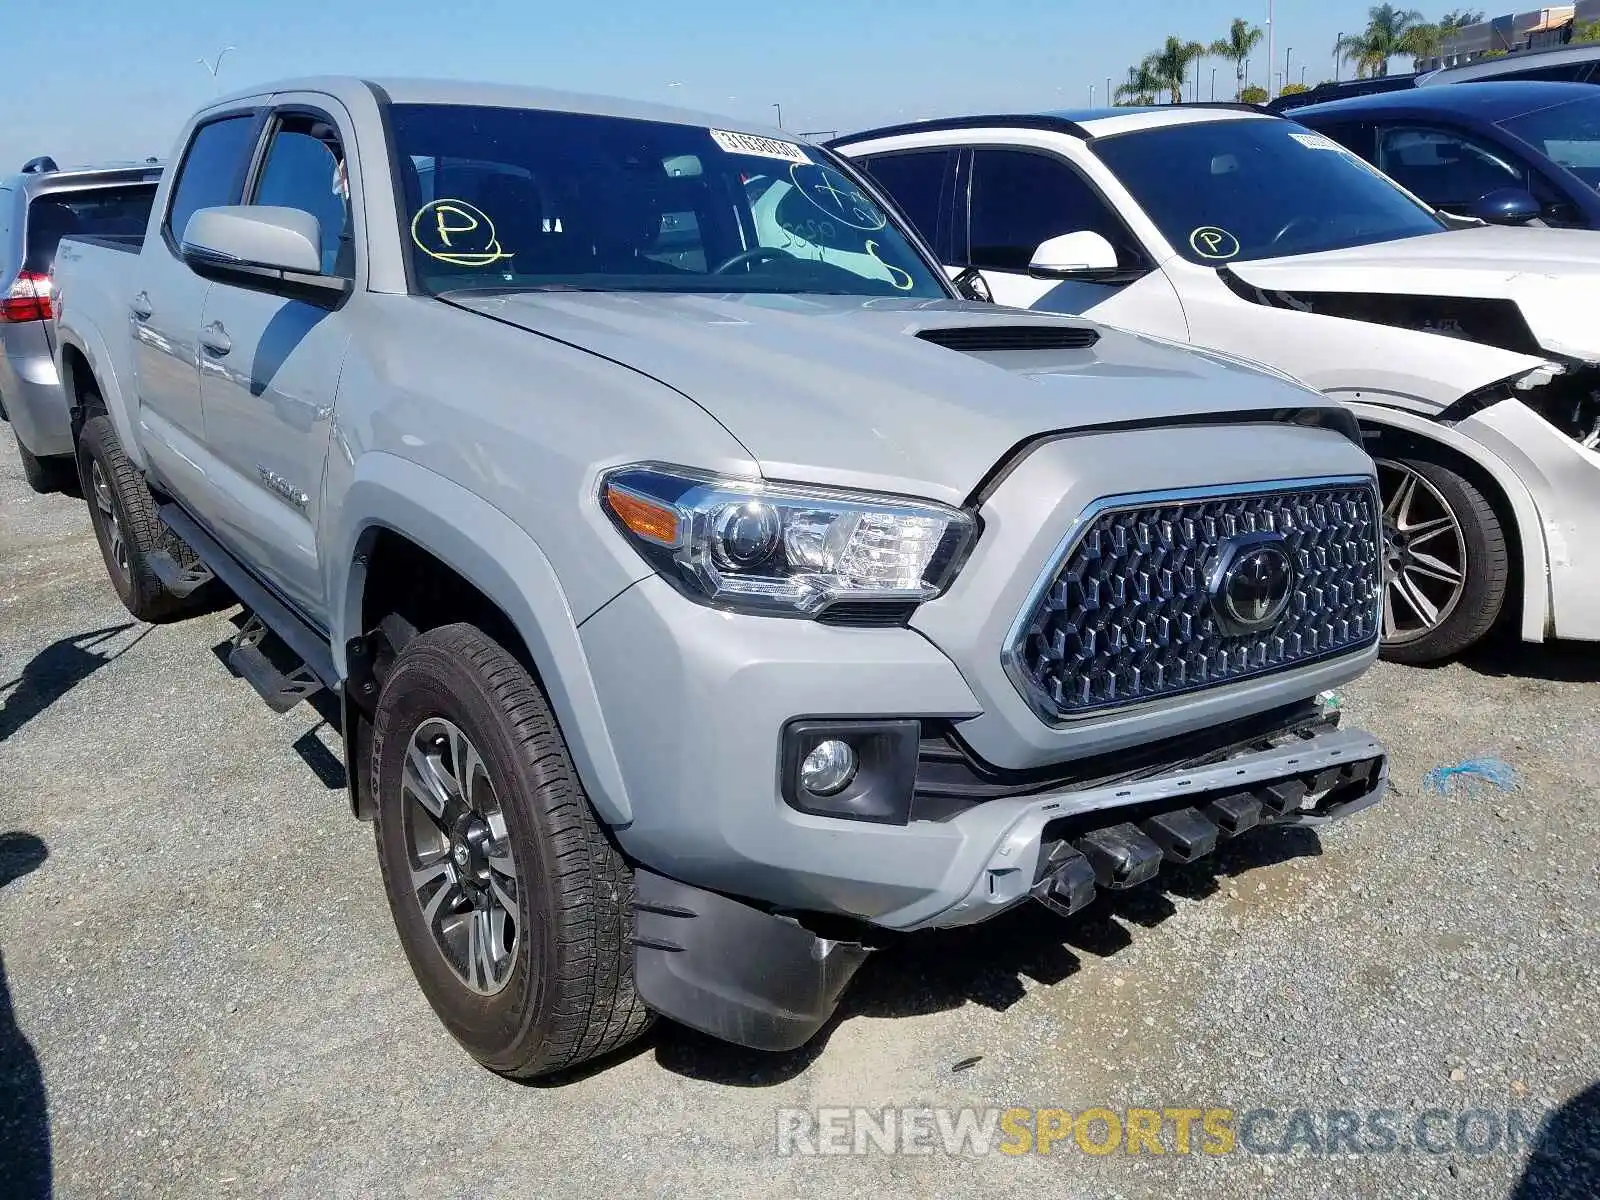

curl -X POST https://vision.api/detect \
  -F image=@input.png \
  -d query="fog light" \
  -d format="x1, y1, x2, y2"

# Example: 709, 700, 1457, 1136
800, 739, 857, 796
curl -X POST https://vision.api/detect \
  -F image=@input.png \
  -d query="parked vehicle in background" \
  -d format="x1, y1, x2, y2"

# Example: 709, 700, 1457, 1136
0, 155, 161, 491
1292, 81, 1600, 229
1269, 75, 1422, 112
833, 104, 1600, 664
1271, 41, 1600, 115
51, 76, 1389, 1079
1418, 41, 1600, 88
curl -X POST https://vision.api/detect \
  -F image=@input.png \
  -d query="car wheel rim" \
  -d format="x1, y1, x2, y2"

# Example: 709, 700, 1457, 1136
1376, 460, 1468, 646
400, 716, 519, 996
89, 459, 128, 576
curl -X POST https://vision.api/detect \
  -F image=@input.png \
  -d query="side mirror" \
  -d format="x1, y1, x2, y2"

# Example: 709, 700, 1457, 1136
950, 266, 993, 303
1028, 231, 1119, 279
180, 206, 348, 305
1468, 188, 1541, 226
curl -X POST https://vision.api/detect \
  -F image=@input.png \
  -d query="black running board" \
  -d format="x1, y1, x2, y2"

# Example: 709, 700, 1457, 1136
146, 548, 215, 597
157, 503, 339, 698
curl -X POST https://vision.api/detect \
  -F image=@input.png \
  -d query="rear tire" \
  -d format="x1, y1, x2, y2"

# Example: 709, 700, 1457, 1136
14, 431, 73, 494
75, 411, 203, 623
1377, 454, 1508, 665
372, 622, 653, 1079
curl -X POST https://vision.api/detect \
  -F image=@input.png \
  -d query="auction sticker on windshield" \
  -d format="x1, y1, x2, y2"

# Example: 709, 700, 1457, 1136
710, 129, 812, 164
1290, 131, 1348, 153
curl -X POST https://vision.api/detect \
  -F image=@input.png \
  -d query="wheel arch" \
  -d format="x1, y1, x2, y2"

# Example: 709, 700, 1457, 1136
328, 452, 636, 828
54, 326, 145, 471
1348, 401, 1550, 644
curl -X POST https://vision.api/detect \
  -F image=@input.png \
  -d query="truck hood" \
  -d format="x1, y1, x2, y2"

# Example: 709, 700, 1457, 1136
444, 291, 1341, 505
1227, 226, 1600, 362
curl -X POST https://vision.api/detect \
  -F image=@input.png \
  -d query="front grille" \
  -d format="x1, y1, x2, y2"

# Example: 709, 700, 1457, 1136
1005, 480, 1381, 721
916, 325, 1099, 352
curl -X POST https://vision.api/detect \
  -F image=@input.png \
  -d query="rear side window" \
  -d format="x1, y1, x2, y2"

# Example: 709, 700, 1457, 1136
859, 150, 949, 248
165, 115, 258, 246
23, 184, 156, 273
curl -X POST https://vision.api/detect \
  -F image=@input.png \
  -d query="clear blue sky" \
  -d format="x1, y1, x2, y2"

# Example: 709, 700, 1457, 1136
5, 0, 1420, 169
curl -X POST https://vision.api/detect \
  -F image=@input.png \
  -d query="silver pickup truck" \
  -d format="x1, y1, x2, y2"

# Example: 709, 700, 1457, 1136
52, 76, 1389, 1079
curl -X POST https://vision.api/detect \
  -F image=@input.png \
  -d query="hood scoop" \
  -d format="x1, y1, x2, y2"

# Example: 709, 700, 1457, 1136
915, 324, 1100, 353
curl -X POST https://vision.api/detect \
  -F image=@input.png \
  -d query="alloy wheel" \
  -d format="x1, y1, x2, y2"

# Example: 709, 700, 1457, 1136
89, 459, 129, 577
1376, 459, 1469, 646
401, 717, 519, 995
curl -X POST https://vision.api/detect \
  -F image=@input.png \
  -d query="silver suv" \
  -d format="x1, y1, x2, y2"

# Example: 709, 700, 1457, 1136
0, 155, 160, 491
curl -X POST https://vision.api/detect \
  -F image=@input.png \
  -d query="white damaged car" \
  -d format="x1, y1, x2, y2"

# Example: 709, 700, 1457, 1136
832, 105, 1600, 663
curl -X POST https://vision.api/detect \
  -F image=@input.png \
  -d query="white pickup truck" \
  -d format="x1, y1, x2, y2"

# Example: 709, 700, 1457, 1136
51, 77, 1388, 1079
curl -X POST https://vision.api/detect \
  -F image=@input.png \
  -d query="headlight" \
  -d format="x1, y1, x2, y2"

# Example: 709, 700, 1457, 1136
599, 463, 975, 618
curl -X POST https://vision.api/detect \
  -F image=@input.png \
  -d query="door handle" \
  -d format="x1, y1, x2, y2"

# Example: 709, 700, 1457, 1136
130, 291, 153, 321
199, 321, 231, 357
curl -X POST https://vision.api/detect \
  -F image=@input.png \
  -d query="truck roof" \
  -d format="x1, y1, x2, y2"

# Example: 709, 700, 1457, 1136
206, 75, 800, 144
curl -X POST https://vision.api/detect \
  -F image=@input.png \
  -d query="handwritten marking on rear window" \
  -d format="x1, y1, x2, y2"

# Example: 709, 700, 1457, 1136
1189, 226, 1241, 260
709, 129, 812, 164
788, 163, 886, 231
410, 199, 512, 267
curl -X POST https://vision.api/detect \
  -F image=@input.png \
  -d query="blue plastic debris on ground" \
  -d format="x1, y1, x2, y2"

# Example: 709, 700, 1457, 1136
1424, 758, 1518, 795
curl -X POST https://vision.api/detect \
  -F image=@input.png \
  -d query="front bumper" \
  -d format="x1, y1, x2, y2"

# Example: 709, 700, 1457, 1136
581, 574, 1386, 931
628, 724, 1386, 1052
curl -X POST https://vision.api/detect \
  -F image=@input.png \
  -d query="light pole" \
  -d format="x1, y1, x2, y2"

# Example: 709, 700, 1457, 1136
771, 102, 783, 129
1334, 31, 1343, 83
1211, 67, 1217, 100
198, 45, 235, 92
1301, 65, 1308, 86
1265, 0, 1274, 99
1285, 47, 1293, 92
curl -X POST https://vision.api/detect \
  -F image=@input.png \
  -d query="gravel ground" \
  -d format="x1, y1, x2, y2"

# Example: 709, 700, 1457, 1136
1, 435, 1596, 1200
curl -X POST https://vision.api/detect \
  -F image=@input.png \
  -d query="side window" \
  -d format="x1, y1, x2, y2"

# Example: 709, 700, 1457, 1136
1505, 64, 1592, 83
858, 150, 948, 250
1311, 121, 1376, 161
1375, 126, 1526, 212
965, 147, 1141, 272
251, 115, 352, 277
165, 115, 258, 247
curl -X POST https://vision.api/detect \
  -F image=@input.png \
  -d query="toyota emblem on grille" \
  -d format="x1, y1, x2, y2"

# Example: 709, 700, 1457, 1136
1208, 532, 1295, 636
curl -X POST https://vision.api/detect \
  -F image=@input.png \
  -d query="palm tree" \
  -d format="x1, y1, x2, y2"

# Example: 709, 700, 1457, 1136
1210, 18, 1265, 101
1149, 36, 1207, 104
1336, 5, 1427, 78
1114, 61, 1162, 106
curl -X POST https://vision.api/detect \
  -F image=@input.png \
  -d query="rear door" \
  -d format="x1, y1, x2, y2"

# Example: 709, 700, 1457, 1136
134, 110, 262, 494
192, 102, 357, 622
852, 147, 956, 267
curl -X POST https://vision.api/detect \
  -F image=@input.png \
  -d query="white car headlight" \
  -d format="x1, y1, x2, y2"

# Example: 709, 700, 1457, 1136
599, 463, 975, 618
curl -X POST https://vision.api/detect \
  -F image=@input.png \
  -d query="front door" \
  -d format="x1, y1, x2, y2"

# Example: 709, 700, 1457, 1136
957, 146, 1188, 338
193, 108, 357, 623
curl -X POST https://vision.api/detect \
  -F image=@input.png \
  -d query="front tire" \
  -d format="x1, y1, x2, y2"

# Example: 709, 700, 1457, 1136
1376, 455, 1508, 665
371, 623, 652, 1078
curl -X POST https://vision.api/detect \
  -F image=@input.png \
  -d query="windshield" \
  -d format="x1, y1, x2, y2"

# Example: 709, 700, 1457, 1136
1090, 118, 1448, 264
387, 103, 946, 298
1499, 95, 1600, 190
